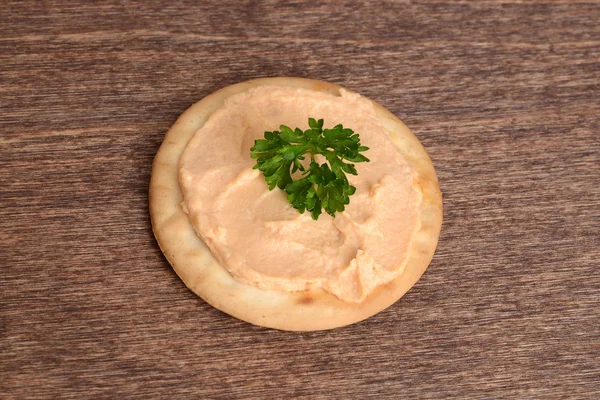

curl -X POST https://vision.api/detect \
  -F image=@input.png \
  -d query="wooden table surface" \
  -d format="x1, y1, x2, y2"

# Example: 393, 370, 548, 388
2, 1, 599, 398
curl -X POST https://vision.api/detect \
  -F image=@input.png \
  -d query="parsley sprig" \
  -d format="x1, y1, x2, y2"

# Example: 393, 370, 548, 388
250, 118, 370, 220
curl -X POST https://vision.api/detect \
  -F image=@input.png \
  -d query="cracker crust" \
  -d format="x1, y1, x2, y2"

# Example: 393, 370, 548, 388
149, 77, 443, 331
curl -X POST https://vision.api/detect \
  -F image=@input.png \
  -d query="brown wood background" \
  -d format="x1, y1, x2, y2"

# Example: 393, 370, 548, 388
1, 1, 599, 398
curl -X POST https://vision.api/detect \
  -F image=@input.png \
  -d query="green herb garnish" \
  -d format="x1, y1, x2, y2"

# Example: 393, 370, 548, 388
250, 118, 370, 220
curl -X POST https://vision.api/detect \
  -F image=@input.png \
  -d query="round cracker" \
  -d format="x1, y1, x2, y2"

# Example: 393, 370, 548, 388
149, 77, 442, 331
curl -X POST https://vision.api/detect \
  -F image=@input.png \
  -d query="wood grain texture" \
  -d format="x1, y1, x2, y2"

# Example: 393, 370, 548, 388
1, 0, 599, 398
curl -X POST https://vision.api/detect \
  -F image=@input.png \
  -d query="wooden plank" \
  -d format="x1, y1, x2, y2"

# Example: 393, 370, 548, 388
1, 1, 599, 398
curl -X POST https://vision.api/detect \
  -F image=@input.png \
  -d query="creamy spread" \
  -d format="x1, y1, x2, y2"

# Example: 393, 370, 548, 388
179, 86, 422, 303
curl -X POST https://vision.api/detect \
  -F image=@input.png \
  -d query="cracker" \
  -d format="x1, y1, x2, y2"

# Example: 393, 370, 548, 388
149, 77, 442, 331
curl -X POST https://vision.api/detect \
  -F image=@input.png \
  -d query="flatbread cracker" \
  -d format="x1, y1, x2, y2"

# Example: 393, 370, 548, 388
149, 77, 442, 331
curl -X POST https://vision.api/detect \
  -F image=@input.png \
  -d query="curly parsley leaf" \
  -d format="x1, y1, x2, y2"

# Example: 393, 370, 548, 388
250, 118, 369, 220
